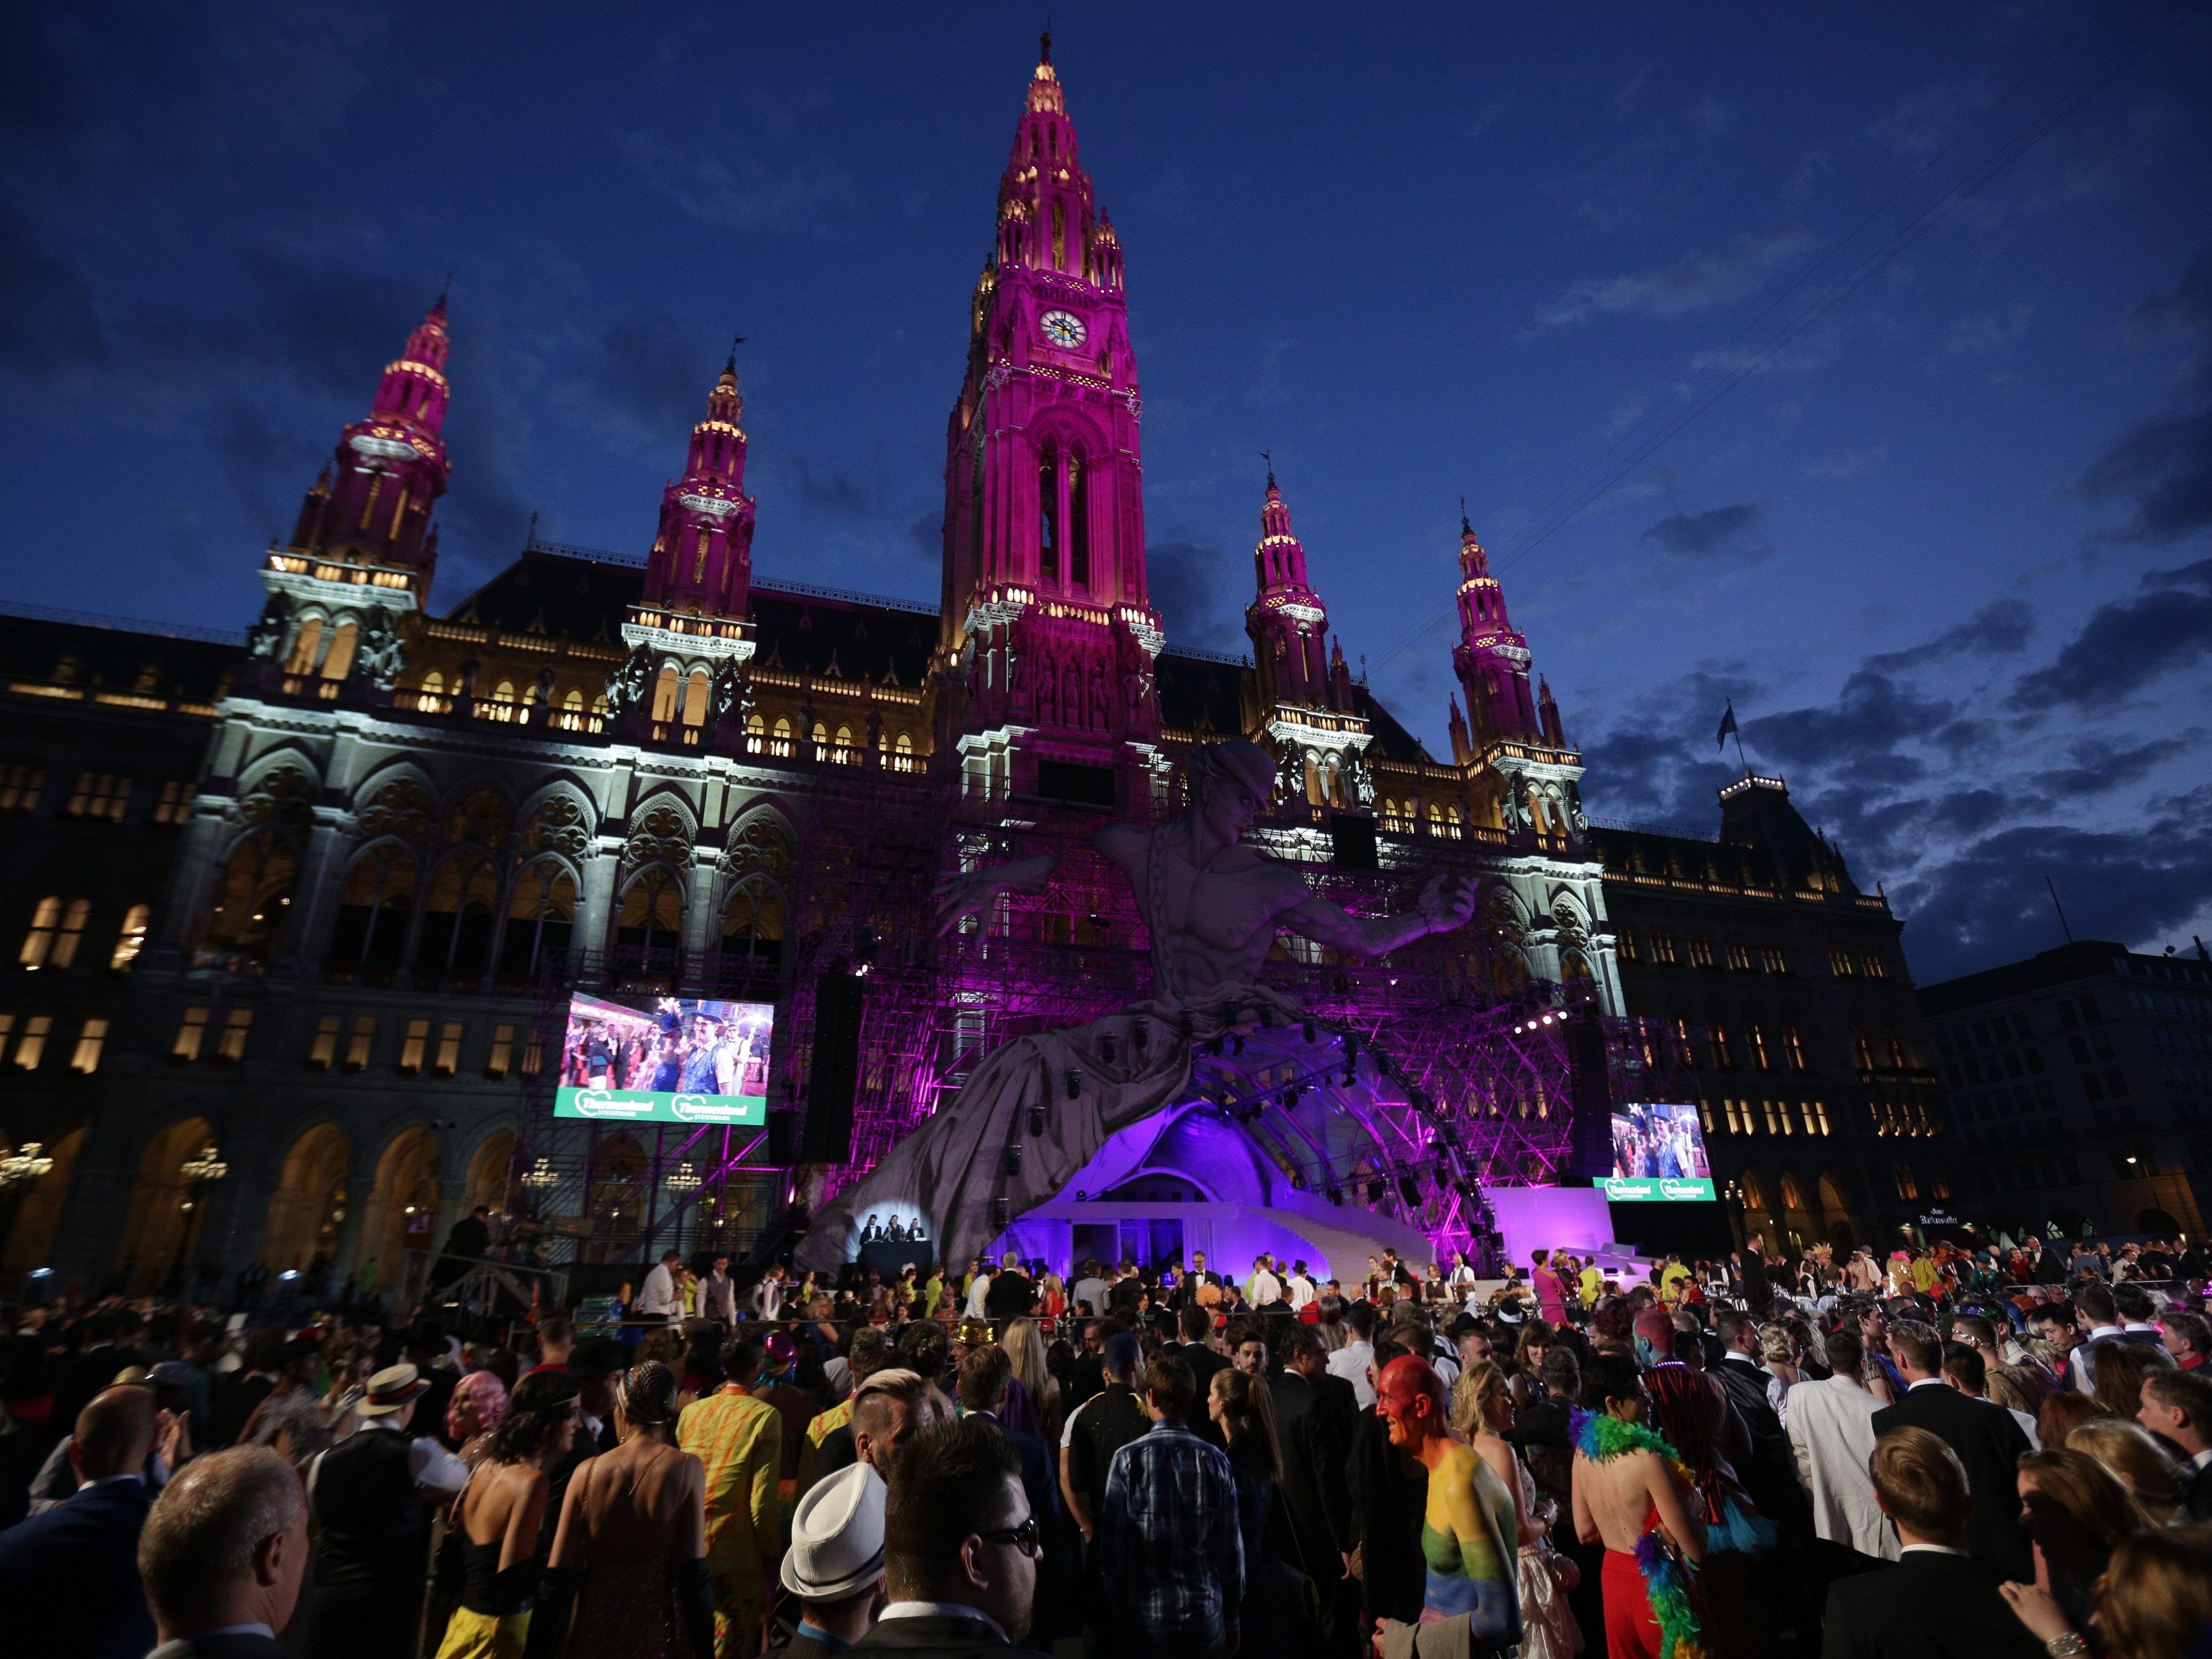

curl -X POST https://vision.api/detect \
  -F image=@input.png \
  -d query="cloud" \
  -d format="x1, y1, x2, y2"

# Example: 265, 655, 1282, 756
2027, 732, 2203, 801
1550, 97, 1737, 234
908, 510, 941, 562
1867, 597, 2036, 671
1867, 78, 1997, 164
1896, 785, 2212, 981
619, 131, 856, 235
1639, 501, 1767, 560
1944, 298, 2035, 356
2008, 557, 2212, 709
2131, 243, 2212, 338
1747, 669, 1954, 771
1146, 536, 1243, 652
573, 316, 720, 447
790, 457, 890, 521
0, 203, 107, 381
2079, 406, 2212, 544
1535, 229, 1817, 327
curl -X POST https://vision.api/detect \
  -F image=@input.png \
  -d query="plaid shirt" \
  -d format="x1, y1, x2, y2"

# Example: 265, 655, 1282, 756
1097, 1417, 1244, 1644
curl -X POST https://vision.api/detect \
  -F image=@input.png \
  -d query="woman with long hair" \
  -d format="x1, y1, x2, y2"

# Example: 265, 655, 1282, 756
435, 1370, 579, 1659
2002, 1523, 2212, 1659
2092, 1343, 2176, 1424
2014, 1447, 2153, 1632
1208, 1366, 1291, 1655
1000, 1317, 1061, 1446
2062, 1418, 2189, 1526
1454, 1361, 1581, 1659
2039, 1391, 2116, 1451
524, 1363, 712, 1659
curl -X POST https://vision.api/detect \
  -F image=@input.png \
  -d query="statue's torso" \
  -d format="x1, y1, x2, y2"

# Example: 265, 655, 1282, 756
1100, 824, 1307, 997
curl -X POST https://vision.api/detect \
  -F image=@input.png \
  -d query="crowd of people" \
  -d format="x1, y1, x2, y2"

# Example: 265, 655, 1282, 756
2, 1230, 2210, 1659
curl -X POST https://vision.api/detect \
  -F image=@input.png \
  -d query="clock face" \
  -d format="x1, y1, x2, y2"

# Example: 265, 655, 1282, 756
1041, 310, 1087, 349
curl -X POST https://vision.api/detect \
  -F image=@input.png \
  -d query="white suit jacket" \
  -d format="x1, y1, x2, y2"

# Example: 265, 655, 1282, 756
1786, 1374, 1898, 1561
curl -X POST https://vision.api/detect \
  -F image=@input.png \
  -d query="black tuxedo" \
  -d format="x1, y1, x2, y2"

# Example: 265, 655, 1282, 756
1272, 1370, 1357, 1572
1822, 1548, 2043, 1659
2187, 1458, 2212, 1523
210, 1370, 277, 1449
1175, 1341, 1231, 1446
1710, 1354, 1808, 1527
1175, 1270, 1224, 1311
1872, 1382, 2035, 1581
0, 1475, 157, 1659
849, 1610, 1014, 1656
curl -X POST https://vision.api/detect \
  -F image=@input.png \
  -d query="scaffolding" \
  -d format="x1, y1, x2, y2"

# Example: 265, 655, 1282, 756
502, 767, 1700, 1275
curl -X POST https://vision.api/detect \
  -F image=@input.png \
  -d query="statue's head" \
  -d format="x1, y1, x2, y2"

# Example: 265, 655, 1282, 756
1188, 739, 1278, 834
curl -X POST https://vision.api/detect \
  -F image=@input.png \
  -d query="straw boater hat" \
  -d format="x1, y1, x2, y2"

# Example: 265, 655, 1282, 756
781, 1463, 887, 1601
358, 1362, 431, 1417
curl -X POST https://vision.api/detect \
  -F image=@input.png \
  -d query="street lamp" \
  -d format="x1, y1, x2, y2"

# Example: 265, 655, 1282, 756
665, 1162, 703, 1195
172, 1144, 229, 1295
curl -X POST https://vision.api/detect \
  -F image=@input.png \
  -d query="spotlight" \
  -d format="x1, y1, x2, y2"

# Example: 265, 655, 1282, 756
1028, 1105, 1047, 1137
1002, 1143, 1024, 1176
1231, 1033, 1246, 1056
1398, 1175, 1422, 1207
989, 1199, 1010, 1231
1366, 1178, 1385, 1205
1133, 1018, 1150, 1053
1302, 1020, 1317, 1045
1327, 1186, 1345, 1207
1101, 1034, 1117, 1064
1281, 1086, 1299, 1110
1065, 1069, 1082, 1100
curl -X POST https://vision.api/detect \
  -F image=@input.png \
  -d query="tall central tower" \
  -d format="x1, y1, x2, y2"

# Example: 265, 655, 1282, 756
937, 35, 1163, 804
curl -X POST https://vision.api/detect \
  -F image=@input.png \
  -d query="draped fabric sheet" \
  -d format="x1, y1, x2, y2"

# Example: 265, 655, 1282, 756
793, 982, 1304, 1274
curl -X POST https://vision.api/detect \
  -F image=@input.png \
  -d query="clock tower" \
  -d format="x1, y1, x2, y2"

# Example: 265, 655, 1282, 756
936, 35, 1163, 804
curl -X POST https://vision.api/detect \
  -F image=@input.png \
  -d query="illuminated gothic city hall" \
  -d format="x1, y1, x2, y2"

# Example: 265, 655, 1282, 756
15, 36, 2109, 1302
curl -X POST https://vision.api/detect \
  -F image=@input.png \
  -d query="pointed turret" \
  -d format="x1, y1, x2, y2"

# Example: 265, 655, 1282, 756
1448, 695, 1473, 766
1449, 514, 1540, 748
1539, 675, 1566, 748
642, 350, 756, 617
1246, 468, 1334, 710
284, 295, 452, 583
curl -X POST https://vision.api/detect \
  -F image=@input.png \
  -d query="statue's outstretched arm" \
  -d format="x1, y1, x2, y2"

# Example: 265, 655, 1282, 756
935, 854, 1060, 935
1283, 872, 1482, 958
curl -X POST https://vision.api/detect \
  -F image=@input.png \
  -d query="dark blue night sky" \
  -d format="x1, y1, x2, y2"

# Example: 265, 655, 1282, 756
3, 4, 2208, 982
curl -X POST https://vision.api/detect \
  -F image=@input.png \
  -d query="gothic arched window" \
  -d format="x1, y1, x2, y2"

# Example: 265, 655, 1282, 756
1038, 447, 1059, 583
500, 859, 576, 985
651, 665, 680, 724
328, 844, 416, 976
722, 876, 786, 968
1066, 452, 1089, 588
205, 829, 297, 961
616, 867, 684, 957
415, 853, 498, 982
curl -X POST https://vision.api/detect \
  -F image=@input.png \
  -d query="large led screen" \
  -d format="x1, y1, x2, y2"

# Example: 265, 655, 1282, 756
1596, 1100, 1716, 1201
554, 993, 772, 1126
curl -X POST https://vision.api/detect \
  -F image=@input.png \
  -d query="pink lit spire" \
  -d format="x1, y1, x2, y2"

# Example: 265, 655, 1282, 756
641, 344, 756, 616
1449, 509, 1543, 748
1246, 462, 1339, 711
286, 294, 452, 583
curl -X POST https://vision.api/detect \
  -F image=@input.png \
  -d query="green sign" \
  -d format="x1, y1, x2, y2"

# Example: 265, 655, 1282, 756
1595, 1175, 1716, 1203
554, 1086, 767, 1126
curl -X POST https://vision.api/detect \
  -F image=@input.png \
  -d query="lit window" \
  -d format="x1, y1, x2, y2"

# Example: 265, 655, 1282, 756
69, 1017, 108, 1073
521, 1028, 544, 1076
19, 897, 64, 968
1752, 1026, 1773, 1070
1930, 1173, 1951, 1201
1723, 1099, 1743, 1134
173, 1007, 209, 1060
1785, 1028, 1808, 1071
434, 1021, 463, 1076
1687, 935, 1714, 968
345, 1016, 376, 1070
48, 899, 89, 968
109, 904, 151, 971
1894, 1164, 1918, 1201
1812, 1100, 1831, 1135
1725, 941, 1752, 971
1830, 948, 1855, 976
308, 1015, 339, 1068
1763, 945, 1788, 974
0, 1013, 12, 1060
1651, 931, 1678, 965
1862, 952, 1889, 980
151, 780, 190, 825
14, 1015, 52, 1069
0, 764, 43, 813
1700, 1101, 1715, 1133
399, 1018, 430, 1073
1854, 1031, 1876, 1070
1763, 1100, 1781, 1134
1711, 1025, 1736, 1069
488, 1023, 515, 1079
215, 1009, 253, 1062
1617, 926, 1639, 963
64, 772, 131, 821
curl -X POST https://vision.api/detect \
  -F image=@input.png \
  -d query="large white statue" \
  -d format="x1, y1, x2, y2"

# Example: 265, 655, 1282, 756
793, 739, 1482, 1272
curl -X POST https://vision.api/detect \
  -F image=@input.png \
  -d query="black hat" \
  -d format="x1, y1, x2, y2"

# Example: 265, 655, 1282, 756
569, 1335, 626, 1378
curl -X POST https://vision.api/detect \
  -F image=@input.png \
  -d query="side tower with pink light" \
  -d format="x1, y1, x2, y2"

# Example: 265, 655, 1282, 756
606, 353, 759, 745
1244, 466, 1371, 811
935, 35, 1163, 804
1445, 514, 1587, 848
247, 297, 454, 695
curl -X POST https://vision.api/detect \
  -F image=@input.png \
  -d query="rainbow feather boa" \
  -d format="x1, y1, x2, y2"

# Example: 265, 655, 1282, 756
1572, 1409, 1708, 1659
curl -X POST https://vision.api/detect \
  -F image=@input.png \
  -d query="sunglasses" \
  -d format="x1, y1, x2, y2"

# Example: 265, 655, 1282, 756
977, 1517, 1042, 1558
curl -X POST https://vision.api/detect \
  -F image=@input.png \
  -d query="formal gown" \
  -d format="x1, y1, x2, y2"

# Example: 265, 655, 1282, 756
1512, 1459, 1582, 1659
560, 1444, 688, 1659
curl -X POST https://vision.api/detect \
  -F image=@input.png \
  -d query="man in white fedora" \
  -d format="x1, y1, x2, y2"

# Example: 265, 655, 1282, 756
303, 1363, 469, 1659
771, 1461, 886, 1658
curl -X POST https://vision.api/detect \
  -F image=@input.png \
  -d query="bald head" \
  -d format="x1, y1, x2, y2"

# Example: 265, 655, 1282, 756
75, 1385, 158, 1480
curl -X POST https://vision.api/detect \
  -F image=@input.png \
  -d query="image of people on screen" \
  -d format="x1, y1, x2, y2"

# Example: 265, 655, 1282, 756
858, 1212, 931, 1244
1610, 1100, 1711, 1181
560, 994, 771, 1098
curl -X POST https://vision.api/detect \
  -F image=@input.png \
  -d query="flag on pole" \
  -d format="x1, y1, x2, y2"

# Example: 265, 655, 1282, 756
1716, 701, 1739, 750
